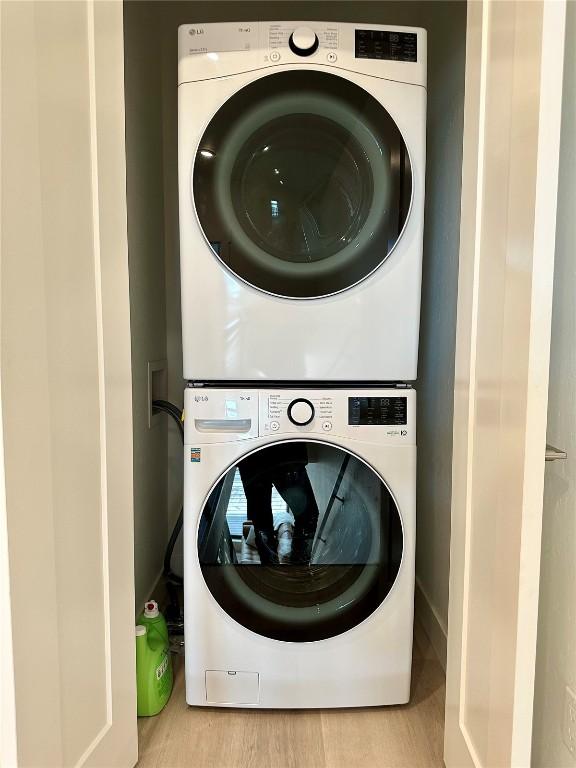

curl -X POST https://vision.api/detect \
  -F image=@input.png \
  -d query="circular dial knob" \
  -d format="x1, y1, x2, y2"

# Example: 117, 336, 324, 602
289, 27, 319, 57
287, 398, 315, 426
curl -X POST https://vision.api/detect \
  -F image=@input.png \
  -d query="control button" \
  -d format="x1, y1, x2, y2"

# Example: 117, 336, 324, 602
270, 421, 280, 431
322, 421, 333, 432
270, 50, 281, 62
289, 27, 319, 57
287, 398, 315, 426
326, 52, 337, 63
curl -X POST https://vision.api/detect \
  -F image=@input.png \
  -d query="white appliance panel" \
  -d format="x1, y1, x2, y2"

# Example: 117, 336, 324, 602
178, 22, 426, 382
184, 388, 416, 708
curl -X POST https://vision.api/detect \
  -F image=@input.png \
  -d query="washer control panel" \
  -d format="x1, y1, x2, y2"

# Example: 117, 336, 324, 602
258, 389, 415, 443
185, 388, 415, 445
264, 393, 334, 435
185, 389, 259, 443
348, 396, 407, 426
287, 398, 315, 425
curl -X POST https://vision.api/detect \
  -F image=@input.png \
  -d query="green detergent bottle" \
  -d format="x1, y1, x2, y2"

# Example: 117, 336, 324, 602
135, 600, 173, 716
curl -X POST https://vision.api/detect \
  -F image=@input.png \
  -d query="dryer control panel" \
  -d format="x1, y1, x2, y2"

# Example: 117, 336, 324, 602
178, 22, 427, 88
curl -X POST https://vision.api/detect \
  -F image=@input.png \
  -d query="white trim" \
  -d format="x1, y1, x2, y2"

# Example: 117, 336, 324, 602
74, 5, 114, 765
445, 2, 567, 765
86, 0, 112, 727
414, 578, 447, 671
1, 3, 22, 762
0, 336, 18, 768
458, 5, 490, 766
511, 1, 566, 764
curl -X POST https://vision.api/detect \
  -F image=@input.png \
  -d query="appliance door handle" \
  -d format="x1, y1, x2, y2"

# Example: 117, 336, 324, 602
194, 418, 252, 433
545, 443, 567, 462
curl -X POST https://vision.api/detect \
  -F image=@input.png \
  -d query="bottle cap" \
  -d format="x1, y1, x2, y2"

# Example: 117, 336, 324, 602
135, 625, 147, 636
144, 600, 159, 618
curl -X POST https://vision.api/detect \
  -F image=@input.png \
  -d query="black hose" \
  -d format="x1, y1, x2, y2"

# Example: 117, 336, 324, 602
163, 508, 183, 581
152, 399, 184, 438
152, 399, 184, 585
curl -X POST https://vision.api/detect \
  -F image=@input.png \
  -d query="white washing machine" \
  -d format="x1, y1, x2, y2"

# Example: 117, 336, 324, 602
178, 22, 427, 382
184, 386, 416, 708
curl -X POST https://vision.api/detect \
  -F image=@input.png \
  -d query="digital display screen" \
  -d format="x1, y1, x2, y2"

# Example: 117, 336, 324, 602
348, 397, 407, 426
355, 30, 417, 62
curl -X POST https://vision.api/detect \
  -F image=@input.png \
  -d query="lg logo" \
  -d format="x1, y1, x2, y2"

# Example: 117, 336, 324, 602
401, 430, 407, 436
188, 28, 204, 36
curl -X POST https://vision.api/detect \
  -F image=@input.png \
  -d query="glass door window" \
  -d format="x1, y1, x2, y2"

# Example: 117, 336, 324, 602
193, 71, 412, 299
198, 441, 403, 642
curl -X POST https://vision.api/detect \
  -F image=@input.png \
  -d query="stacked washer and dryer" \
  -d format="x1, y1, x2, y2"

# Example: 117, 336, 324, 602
178, 21, 426, 708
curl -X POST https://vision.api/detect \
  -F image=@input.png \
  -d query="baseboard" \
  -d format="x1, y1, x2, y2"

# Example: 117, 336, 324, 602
415, 578, 448, 672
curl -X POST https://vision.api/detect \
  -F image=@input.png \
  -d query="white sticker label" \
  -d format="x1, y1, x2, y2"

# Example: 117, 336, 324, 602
156, 654, 169, 680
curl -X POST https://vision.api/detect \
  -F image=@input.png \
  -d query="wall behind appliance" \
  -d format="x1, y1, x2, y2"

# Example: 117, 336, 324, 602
124, 1, 169, 608
124, 1, 466, 634
532, 3, 576, 765
409, 2, 466, 668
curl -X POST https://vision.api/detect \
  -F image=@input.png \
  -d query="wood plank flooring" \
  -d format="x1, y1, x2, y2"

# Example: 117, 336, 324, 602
137, 623, 445, 768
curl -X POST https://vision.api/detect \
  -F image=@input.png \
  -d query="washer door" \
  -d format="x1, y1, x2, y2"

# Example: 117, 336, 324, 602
193, 71, 412, 299
197, 441, 403, 642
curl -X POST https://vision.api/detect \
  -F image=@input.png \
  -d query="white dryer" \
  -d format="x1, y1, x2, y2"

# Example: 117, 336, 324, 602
184, 386, 416, 708
178, 22, 427, 382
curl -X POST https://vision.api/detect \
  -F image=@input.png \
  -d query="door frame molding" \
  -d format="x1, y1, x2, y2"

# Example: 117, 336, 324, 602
445, 1, 566, 766
1, 1, 136, 765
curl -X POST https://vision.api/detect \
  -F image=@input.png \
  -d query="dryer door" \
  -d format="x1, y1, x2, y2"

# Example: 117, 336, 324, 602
192, 70, 412, 299
197, 440, 404, 642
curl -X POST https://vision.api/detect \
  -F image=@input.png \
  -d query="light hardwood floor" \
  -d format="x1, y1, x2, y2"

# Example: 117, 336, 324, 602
137, 623, 445, 768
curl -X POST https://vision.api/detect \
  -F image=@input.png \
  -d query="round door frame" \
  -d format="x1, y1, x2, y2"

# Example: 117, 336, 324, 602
189, 69, 416, 301
194, 437, 407, 644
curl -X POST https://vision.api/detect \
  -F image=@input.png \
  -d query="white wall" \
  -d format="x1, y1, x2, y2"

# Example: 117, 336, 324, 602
532, 3, 576, 764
